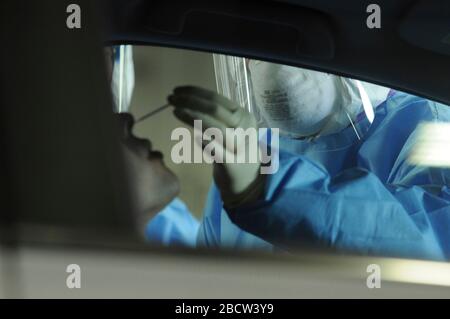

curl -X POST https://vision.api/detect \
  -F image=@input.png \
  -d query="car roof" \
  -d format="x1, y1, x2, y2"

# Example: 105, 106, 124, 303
103, 0, 450, 105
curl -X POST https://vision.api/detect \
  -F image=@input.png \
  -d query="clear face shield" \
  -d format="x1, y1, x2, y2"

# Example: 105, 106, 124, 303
213, 54, 390, 149
111, 45, 135, 113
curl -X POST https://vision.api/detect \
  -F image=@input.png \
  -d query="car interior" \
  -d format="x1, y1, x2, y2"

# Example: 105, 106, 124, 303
0, 0, 449, 298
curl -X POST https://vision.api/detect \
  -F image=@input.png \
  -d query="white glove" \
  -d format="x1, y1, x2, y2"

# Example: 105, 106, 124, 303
169, 86, 264, 207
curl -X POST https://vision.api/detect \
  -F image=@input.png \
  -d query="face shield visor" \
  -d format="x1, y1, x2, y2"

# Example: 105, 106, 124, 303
111, 45, 135, 113
213, 54, 390, 149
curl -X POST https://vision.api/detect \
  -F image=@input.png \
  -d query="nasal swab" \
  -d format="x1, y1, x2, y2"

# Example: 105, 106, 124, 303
135, 103, 170, 123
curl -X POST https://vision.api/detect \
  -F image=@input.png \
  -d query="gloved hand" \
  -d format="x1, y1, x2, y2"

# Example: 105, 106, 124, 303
168, 86, 264, 207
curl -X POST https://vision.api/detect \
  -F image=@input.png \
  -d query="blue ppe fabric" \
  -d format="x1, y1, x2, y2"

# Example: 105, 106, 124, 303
197, 92, 450, 260
146, 198, 199, 247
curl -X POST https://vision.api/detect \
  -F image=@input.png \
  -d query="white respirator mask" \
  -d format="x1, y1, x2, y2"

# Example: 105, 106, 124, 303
248, 60, 390, 139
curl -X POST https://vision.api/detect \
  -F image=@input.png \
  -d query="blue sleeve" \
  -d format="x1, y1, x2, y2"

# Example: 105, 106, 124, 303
226, 151, 448, 260
146, 198, 200, 247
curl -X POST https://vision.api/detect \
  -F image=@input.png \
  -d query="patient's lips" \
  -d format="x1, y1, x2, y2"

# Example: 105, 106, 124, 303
117, 113, 164, 160
137, 137, 163, 159
131, 135, 163, 160
148, 149, 163, 159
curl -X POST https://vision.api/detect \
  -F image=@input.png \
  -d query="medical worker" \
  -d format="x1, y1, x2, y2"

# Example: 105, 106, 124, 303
169, 59, 450, 260
108, 45, 199, 247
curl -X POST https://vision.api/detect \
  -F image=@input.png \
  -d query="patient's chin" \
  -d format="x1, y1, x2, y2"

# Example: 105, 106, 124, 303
145, 160, 180, 211
122, 144, 180, 223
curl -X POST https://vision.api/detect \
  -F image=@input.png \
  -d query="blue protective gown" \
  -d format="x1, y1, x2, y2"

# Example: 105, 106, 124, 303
146, 198, 199, 247
197, 91, 450, 260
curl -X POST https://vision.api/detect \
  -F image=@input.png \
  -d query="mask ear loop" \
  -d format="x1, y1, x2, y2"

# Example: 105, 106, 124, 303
339, 79, 374, 141
344, 112, 361, 140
